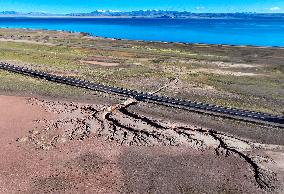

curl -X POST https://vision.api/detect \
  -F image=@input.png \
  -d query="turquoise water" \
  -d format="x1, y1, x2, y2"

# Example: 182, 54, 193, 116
0, 17, 284, 47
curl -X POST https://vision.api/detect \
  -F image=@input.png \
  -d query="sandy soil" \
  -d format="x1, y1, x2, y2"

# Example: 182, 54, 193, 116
0, 38, 55, 46
81, 60, 120, 67
190, 68, 263, 77
0, 95, 283, 193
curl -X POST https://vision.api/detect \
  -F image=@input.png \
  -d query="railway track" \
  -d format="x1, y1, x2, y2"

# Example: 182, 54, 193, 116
1, 62, 283, 127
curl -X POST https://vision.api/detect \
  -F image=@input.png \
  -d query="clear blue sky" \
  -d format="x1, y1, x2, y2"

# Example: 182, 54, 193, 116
0, 0, 283, 13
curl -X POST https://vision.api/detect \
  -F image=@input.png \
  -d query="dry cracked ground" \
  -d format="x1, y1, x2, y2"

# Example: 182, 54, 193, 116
1, 95, 283, 194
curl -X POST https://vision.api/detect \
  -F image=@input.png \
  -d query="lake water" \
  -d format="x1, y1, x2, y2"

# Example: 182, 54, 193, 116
0, 17, 284, 47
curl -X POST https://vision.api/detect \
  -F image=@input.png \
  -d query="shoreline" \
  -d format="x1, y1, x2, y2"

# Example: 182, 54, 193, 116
1, 27, 284, 49
0, 15, 261, 19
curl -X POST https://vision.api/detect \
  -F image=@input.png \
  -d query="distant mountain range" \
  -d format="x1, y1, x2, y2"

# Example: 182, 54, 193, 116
1, 10, 284, 19
0, 11, 60, 16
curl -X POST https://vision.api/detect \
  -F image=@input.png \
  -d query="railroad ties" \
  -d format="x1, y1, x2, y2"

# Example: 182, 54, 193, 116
0, 62, 283, 127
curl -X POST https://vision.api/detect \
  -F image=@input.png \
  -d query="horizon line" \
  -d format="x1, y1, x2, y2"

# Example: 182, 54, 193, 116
1, 10, 284, 15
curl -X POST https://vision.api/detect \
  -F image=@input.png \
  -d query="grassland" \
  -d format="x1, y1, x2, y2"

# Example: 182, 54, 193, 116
0, 28, 283, 114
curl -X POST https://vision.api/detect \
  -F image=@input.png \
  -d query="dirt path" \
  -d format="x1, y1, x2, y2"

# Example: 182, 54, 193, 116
0, 95, 283, 193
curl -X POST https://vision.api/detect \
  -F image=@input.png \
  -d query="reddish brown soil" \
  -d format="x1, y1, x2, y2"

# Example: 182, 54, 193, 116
0, 95, 276, 193
0, 95, 54, 192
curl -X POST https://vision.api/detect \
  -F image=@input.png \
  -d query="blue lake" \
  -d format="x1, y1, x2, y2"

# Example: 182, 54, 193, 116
0, 17, 284, 47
